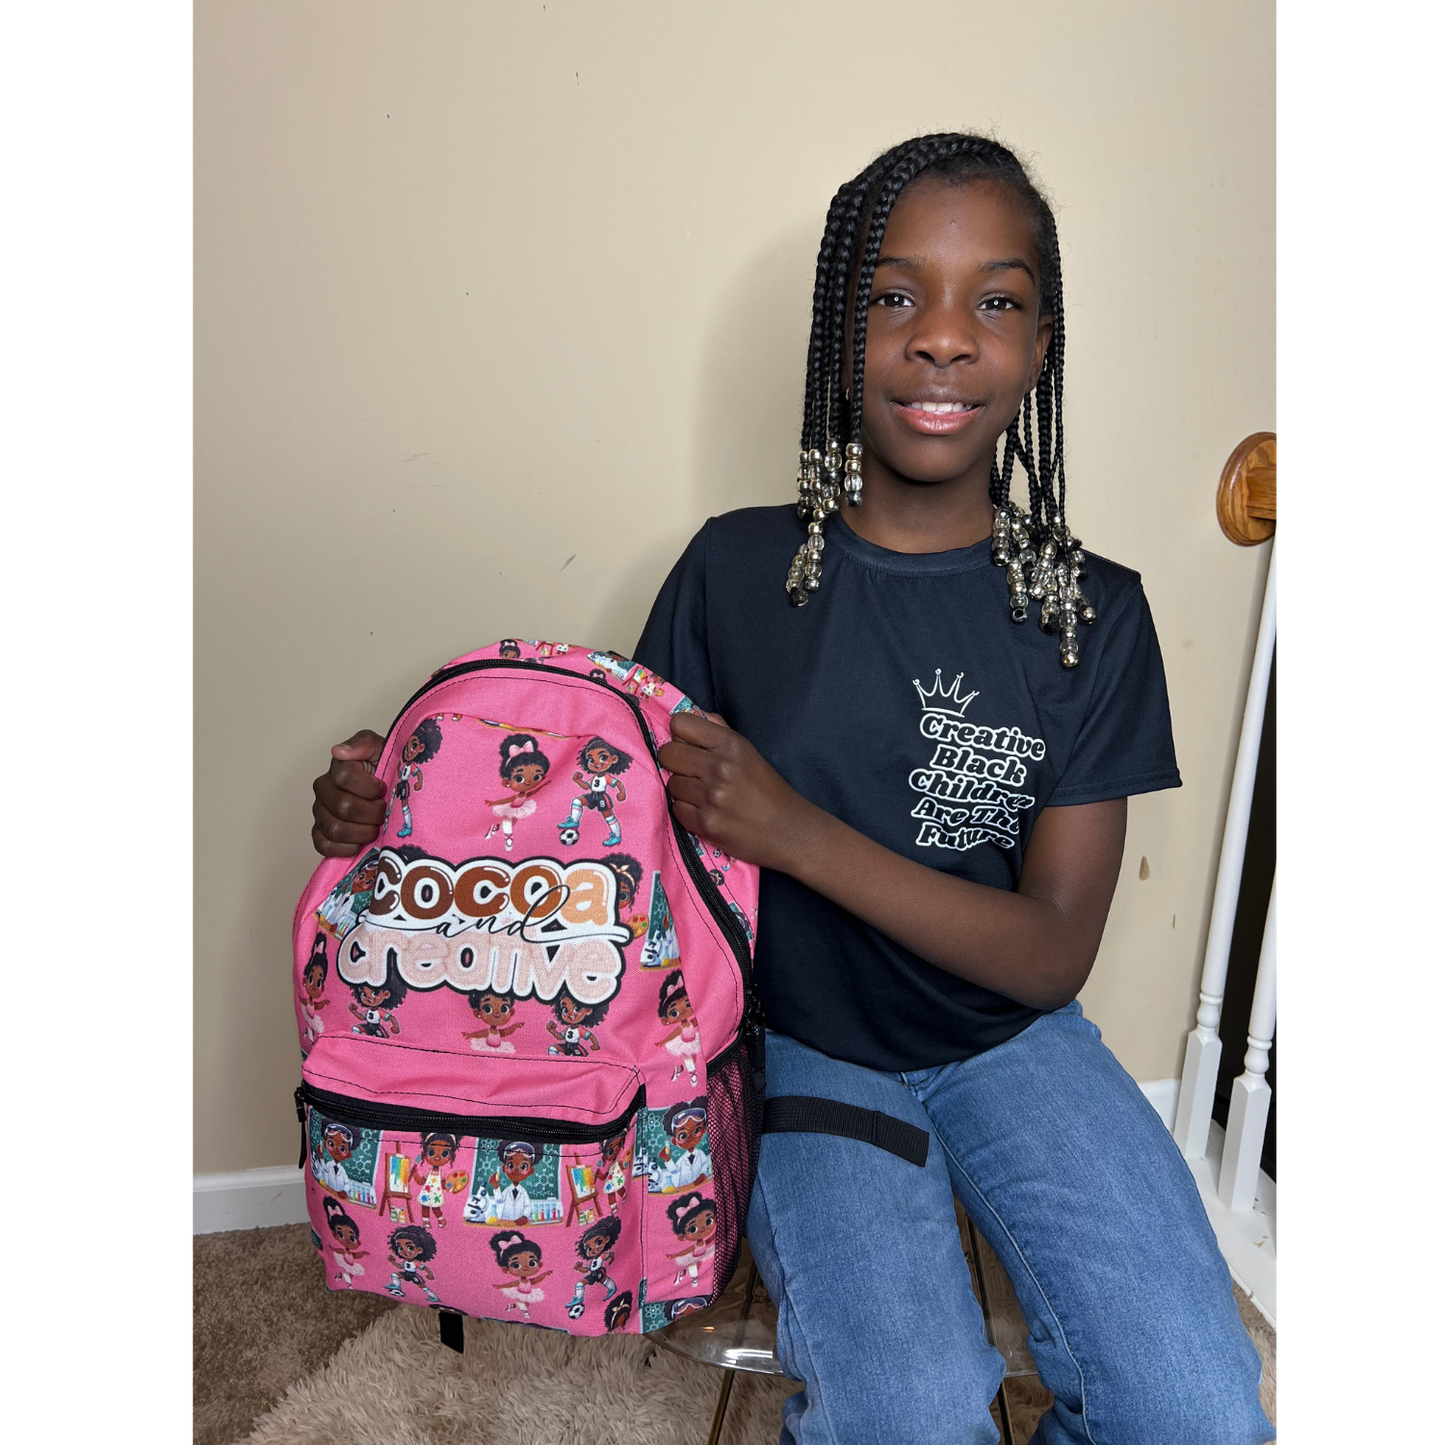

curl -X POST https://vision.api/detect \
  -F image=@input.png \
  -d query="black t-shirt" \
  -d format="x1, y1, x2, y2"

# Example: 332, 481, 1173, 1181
634, 505, 1181, 1072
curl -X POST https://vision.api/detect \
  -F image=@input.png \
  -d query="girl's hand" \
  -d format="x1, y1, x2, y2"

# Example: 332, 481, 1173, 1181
659, 713, 812, 870
312, 730, 387, 857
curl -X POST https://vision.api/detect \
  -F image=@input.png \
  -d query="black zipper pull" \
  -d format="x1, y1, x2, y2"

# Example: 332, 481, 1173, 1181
295, 1085, 308, 1169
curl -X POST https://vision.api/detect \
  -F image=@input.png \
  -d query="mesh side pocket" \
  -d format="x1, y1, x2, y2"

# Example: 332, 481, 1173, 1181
703, 1033, 763, 1304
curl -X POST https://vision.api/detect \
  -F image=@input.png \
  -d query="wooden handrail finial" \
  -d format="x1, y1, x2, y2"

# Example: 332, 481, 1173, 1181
1217, 432, 1276, 546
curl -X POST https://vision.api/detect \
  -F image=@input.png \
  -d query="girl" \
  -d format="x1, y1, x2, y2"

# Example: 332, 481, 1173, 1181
600, 852, 648, 939
490, 1231, 551, 1317
651, 1099, 710, 1193
314, 1120, 356, 1198
462, 987, 525, 1052
556, 736, 631, 848
387, 715, 442, 839
384, 1225, 440, 1303
322, 1196, 368, 1288
664, 1191, 716, 1289
546, 988, 608, 1056
348, 969, 405, 1038
483, 733, 551, 853
596, 1129, 633, 1215
654, 970, 700, 1086
310, 133, 1270, 1443
412, 1132, 460, 1229
567, 1215, 622, 1320
298, 932, 330, 1045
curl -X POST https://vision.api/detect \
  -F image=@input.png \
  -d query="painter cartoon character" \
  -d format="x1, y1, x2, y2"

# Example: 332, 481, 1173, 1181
665, 1192, 717, 1289
462, 988, 524, 1053
490, 1231, 550, 1317
598, 1131, 633, 1215
535, 641, 570, 659
546, 989, 610, 1057
604, 1291, 633, 1333
348, 966, 407, 1038
315, 848, 381, 941
412, 1133, 462, 1230
487, 1141, 538, 1222
655, 970, 701, 1086
315, 1121, 357, 1197
556, 736, 631, 848
652, 1099, 711, 1192
567, 1215, 622, 1320
601, 853, 648, 941
483, 733, 551, 853
323, 1197, 369, 1288
387, 716, 443, 839
299, 932, 331, 1045
385, 1225, 440, 1302
498, 639, 522, 659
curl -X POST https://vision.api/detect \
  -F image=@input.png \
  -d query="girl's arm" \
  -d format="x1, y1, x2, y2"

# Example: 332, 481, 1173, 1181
613, 780, 627, 802
659, 713, 1125, 1011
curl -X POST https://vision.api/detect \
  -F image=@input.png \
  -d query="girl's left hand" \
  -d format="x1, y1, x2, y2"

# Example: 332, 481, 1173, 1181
659, 712, 810, 870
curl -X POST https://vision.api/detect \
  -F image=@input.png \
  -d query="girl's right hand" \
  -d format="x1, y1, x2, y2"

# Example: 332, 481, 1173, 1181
312, 729, 387, 856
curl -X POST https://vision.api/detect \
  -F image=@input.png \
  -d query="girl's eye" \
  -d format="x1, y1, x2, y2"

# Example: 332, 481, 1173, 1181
871, 290, 913, 309
981, 296, 1021, 312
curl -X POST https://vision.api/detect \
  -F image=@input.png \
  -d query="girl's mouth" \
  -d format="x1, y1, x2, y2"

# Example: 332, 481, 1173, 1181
892, 399, 982, 435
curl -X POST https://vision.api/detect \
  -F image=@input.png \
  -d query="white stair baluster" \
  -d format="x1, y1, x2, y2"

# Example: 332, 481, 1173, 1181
1217, 882, 1277, 1213
1174, 539, 1276, 1158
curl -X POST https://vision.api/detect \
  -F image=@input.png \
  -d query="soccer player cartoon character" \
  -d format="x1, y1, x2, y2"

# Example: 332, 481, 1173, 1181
486, 1141, 539, 1223
412, 1132, 466, 1230
299, 932, 331, 1046
323, 1197, 369, 1288
490, 1231, 550, 1318
315, 848, 381, 942
384, 1225, 440, 1303
348, 966, 407, 1038
483, 733, 552, 853
602, 853, 648, 941
462, 988, 525, 1053
556, 736, 631, 848
598, 1131, 633, 1216
314, 1121, 357, 1198
665, 1192, 717, 1289
604, 1290, 633, 1333
655, 970, 701, 1086
651, 1099, 711, 1193
546, 989, 610, 1057
567, 1215, 622, 1320
387, 716, 443, 839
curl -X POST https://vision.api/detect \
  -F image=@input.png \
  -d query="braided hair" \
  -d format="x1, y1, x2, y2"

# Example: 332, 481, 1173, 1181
787, 133, 1094, 666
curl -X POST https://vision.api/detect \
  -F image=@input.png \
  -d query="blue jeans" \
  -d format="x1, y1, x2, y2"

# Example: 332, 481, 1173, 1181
745, 1006, 1272, 1445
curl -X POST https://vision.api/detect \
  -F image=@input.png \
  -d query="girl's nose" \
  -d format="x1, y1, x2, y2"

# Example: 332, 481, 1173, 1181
906, 302, 978, 367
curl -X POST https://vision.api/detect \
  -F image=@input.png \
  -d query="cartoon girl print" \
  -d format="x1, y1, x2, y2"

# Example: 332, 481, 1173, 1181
567, 1215, 622, 1320
546, 988, 610, 1057
315, 847, 381, 941
534, 641, 570, 659
557, 736, 632, 848
656, 970, 701, 1086
385, 1224, 441, 1302
463, 988, 525, 1053
665, 1192, 717, 1289
387, 715, 443, 839
349, 965, 407, 1038
652, 1099, 711, 1193
498, 639, 522, 659
483, 733, 551, 853
315, 1121, 356, 1197
490, 1231, 551, 1317
598, 1131, 633, 1215
601, 853, 648, 941
487, 1140, 538, 1222
299, 932, 331, 1045
412, 1133, 465, 1229
323, 1197, 369, 1289
604, 1290, 633, 1333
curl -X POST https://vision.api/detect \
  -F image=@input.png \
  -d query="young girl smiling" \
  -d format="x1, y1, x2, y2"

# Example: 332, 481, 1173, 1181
311, 133, 1269, 1444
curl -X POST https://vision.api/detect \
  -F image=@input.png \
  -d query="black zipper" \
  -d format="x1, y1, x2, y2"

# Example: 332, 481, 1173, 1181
386, 656, 761, 1022
295, 1079, 645, 1146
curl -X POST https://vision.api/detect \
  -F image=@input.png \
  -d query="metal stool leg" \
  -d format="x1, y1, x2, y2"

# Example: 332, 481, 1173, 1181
705, 1260, 761, 1445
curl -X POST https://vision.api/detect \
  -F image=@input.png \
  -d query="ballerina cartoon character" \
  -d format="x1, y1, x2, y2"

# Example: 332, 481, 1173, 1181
556, 736, 631, 848
546, 989, 610, 1057
483, 734, 551, 853
655, 970, 701, 1086
412, 1132, 463, 1229
384, 1225, 440, 1302
349, 967, 406, 1038
651, 1099, 711, 1193
665, 1192, 717, 1289
299, 932, 331, 1045
463, 988, 524, 1053
490, 1231, 551, 1317
567, 1215, 622, 1320
601, 853, 648, 941
323, 1197, 369, 1288
497, 639, 522, 659
387, 716, 443, 839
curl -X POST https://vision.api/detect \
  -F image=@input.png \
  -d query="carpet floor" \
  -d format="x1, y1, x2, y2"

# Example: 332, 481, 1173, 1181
196, 1224, 1275, 1444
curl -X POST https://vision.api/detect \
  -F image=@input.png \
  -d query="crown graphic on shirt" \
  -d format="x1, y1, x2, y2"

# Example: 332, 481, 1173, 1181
913, 670, 979, 713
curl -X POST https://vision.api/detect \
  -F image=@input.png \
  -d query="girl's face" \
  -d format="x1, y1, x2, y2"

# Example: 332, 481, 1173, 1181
473, 993, 512, 1023
403, 734, 425, 763
673, 1116, 706, 1150
358, 984, 390, 1009
556, 996, 589, 1026
304, 965, 325, 995
502, 1150, 535, 1184
425, 1138, 454, 1168
853, 178, 1051, 494
582, 1234, 609, 1259
324, 1130, 352, 1162
682, 1207, 715, 1243
663, 992, 693, 1026
508, 1249, 540, 1275
395, 1236, 423, 1261
506, 760, 545, 791
333, 1221, 359, 1249
585, 746, 616, 774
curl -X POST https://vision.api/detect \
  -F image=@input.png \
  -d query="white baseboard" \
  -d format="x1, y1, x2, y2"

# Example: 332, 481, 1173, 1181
1137, 1076, 1180, 1131
194, 1165, 310, 1234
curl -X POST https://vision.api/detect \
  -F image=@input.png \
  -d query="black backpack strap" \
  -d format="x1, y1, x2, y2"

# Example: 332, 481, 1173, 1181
438, 1310, 465, 1353
761, 1095, 930, 1168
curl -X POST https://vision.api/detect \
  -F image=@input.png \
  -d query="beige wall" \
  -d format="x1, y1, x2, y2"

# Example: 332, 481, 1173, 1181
196, 0, 1274, 1173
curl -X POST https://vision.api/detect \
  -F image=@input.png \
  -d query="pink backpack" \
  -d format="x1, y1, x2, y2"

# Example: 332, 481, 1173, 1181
292, 640, 763, 1343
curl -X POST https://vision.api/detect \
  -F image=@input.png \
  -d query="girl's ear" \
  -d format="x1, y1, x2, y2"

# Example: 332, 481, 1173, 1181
1028, 315, 1055, 392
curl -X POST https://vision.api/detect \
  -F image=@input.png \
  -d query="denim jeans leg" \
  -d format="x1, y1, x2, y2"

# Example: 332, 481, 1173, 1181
911, 1003, 1273, 1445
744, 1030, 1005, 1445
